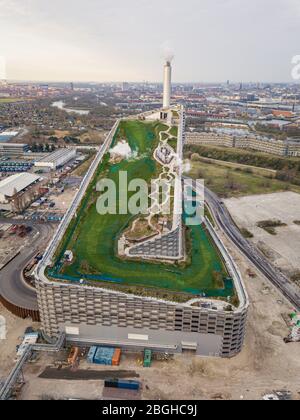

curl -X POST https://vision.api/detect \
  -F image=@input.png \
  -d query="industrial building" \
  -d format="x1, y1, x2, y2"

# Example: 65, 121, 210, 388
0, 172, 42, 212
0, 131, 19, 142
36, 115, 248, 358
35, 63, 248, 359
0, 143, 29, 157
34, 148, 76, 170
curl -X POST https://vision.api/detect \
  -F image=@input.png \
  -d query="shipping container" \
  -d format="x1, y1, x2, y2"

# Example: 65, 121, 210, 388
93, 347, 115, 365
143, 349, 152, 368
112, 348, 121, 366
87, 346, 97, 364
104, 379, 140, 391
117, 380, 140, 391
104, 379, 119, 389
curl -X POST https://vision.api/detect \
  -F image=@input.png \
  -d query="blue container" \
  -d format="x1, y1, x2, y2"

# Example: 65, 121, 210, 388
93, 347, 115, 365
117, 380, 140, 391
87, 346, 97, 364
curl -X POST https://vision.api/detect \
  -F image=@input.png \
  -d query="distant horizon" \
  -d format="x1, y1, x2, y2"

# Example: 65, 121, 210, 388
3, 79, 300, 86
0, 0, 299, 83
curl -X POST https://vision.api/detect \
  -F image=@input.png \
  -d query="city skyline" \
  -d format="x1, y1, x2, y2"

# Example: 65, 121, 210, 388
0, 0, 299, 83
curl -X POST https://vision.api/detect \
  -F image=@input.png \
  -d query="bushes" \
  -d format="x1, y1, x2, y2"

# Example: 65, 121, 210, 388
276, 169, 300, 186
191, 153, 201, 161
240, 228, 254, 239
257, 220, 287, 235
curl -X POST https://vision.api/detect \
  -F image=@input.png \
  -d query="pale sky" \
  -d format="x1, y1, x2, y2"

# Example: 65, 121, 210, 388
0, 0, 299, 83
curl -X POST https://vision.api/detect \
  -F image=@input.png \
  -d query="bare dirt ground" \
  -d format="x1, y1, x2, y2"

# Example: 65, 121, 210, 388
1, 211, 299, 400
48, 188, 78, 213
224, 192, 300, 277
0, 304, 38, 379
78, 129, 106, 144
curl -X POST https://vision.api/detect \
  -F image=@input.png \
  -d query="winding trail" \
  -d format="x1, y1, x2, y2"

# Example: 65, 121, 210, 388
126, 124, 178, 238
147, 124, 178, 230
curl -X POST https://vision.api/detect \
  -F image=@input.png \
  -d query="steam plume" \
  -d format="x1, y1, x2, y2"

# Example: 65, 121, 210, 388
160, 41, 174, 63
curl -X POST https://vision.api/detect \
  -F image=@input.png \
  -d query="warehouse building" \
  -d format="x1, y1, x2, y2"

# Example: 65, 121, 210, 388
0, 172, 43, 212
35, 148, 76, 170
0, 143, 29, 157
0, 131, 19, 142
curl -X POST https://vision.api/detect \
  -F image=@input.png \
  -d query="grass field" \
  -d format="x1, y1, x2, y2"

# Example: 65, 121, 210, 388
187, 160, 300, 198
190, 155, 277, 178
0, 98, 24, 103
49, 120, 232, 298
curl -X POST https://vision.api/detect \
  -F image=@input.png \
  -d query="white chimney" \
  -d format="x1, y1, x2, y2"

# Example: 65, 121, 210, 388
163, 61, 172, 109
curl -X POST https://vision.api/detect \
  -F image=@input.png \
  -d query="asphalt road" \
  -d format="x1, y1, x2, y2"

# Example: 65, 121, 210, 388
202, 185, 300, 311
0, 222, 55, 311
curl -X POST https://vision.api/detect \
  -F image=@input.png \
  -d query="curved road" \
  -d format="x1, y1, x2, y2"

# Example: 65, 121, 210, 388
202, 185, 300, 311
0, 222, 56, 311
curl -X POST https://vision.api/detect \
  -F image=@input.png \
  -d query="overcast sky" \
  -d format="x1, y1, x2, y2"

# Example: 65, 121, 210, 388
0, 0, 299, 83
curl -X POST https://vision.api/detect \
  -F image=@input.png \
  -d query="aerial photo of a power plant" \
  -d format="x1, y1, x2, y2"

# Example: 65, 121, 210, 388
0, 0, 299, 406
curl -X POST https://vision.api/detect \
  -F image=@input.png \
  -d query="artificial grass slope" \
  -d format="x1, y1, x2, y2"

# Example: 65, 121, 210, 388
51, 120, 231, 296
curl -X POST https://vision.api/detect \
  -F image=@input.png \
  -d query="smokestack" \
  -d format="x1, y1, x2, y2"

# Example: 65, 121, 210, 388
163, 60, 172, 109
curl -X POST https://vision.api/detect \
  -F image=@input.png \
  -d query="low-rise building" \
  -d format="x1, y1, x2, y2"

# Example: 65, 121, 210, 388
34, 148, 76, 170
186, 132, 234, 148
0, 172, 43, 212
185, 132, 300, 157
234, 136, 288, 156
0, 143, 29, 157
0, 131, 19, 142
